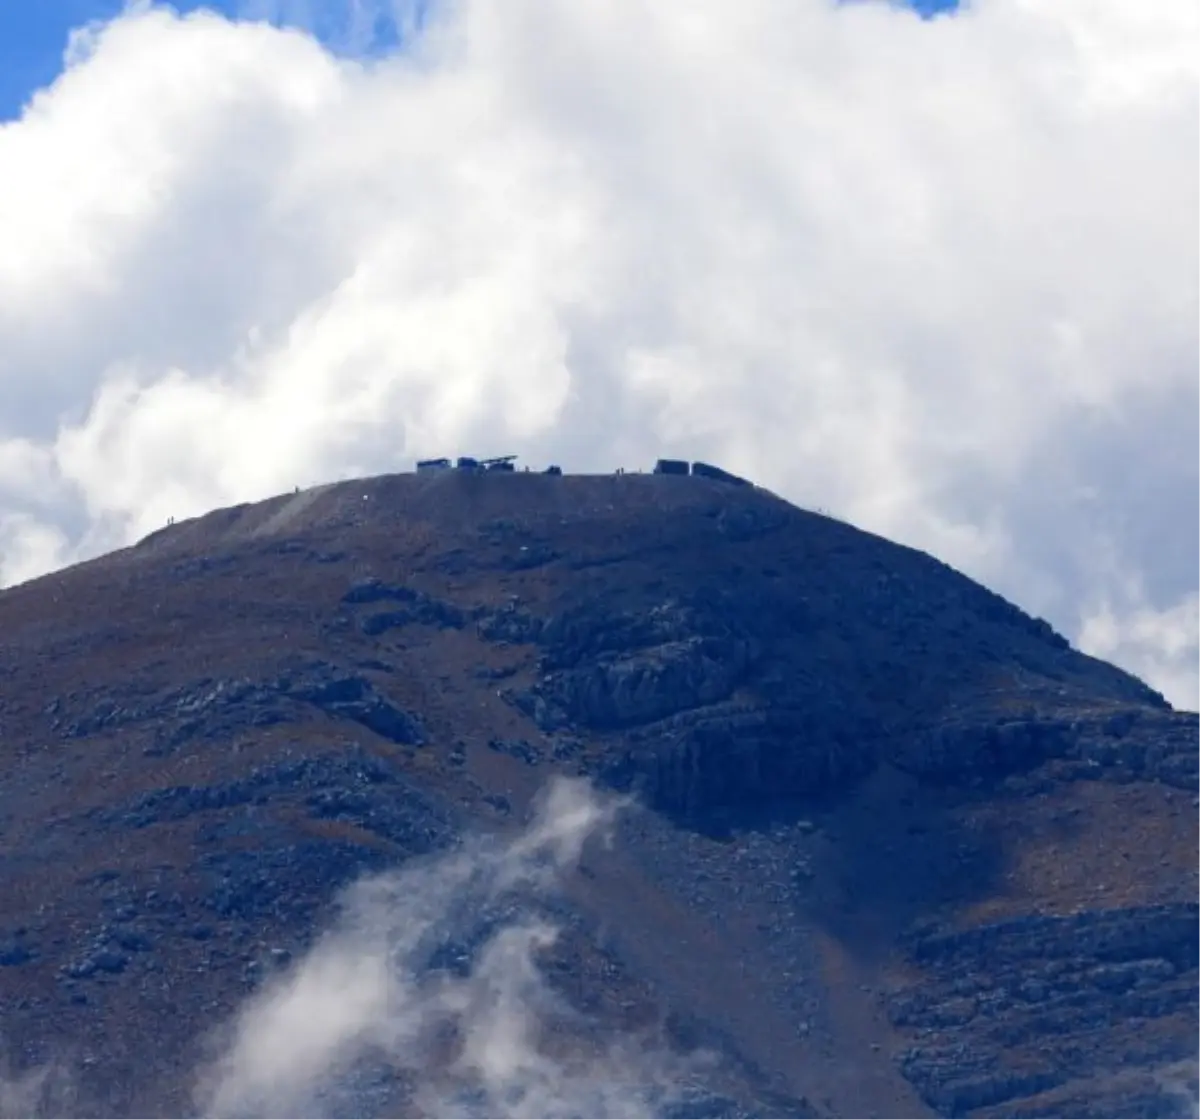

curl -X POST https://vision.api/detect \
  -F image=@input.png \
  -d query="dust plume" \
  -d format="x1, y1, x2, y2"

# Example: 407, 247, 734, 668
195, 778, 709, 1118
0, 1055, 73, 1119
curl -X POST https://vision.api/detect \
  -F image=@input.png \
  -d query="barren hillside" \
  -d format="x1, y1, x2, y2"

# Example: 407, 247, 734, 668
0, 468, 1195, 1118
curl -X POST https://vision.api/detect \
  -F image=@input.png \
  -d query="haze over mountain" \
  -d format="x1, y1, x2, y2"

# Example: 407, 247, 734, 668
0, 0, 1196, 711
0, 467, 1195, 1118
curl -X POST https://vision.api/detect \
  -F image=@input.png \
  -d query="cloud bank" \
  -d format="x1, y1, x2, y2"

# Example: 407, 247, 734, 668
0, 0, 1195, 704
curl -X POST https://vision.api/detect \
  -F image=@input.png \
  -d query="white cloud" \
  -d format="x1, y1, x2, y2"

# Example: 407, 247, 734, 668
1080, 592, 1200, 712
0, 0, 1195, 706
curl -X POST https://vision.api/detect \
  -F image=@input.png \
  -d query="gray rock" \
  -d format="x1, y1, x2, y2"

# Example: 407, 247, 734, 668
486, 737, 542, 765
891, 904, 1199, 1116
0, 939, 35, 966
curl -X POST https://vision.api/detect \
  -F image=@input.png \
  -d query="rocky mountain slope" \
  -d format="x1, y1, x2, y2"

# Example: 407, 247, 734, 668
0, 469, 1195, 1117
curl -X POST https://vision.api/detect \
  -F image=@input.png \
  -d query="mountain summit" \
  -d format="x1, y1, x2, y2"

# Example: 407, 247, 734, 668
1, 468, 1195, 1117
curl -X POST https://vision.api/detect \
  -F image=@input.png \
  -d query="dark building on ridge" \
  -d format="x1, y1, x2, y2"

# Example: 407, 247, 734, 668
653, 458, 690, 476
692, 461, 749, 486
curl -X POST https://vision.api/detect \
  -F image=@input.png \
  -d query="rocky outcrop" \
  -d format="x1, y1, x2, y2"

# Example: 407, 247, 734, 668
535, 635, 758, 731
890, 709, 1198, 791
889, 718, 1074, 783
602, 701, 877, 820
473, 575, 1194, 821
286, 668, 426, 744
537, 599, 728, 670
476, 604, 544, 644
45, 660, 427, 753
341, 579, 465, 633
493, 596, 763, 745
104, 747, 449, 848
891, 904, 1200, 1117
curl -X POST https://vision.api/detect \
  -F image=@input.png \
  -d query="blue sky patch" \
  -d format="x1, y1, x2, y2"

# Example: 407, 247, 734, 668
0, 0, 431, 121
0, 0, 956, 123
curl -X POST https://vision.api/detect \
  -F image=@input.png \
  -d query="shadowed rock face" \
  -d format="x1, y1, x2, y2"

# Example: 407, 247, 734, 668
0, 470, 1195, 1118
477, 540, 1184, 822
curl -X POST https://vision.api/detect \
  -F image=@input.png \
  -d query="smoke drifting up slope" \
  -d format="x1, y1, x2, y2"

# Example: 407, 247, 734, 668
197, 779, 707, 1119
0, 1060, 74, 1120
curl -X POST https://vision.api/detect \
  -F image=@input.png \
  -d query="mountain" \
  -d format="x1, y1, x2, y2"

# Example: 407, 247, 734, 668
0, 467, 1195, 1118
